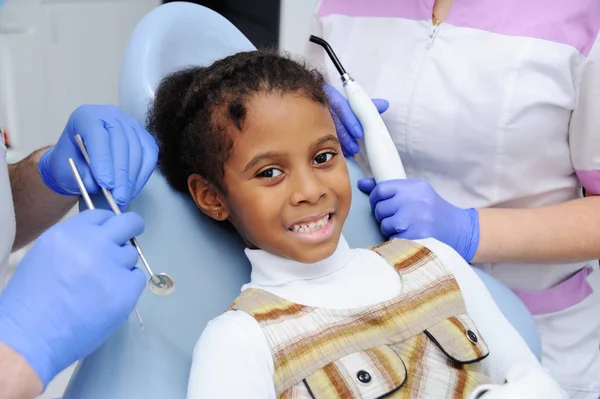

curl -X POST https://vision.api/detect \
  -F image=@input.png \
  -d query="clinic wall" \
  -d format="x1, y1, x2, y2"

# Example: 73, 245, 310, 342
279, 0, 319, 55
0, 0, 316, 157
0, 0, 159, 156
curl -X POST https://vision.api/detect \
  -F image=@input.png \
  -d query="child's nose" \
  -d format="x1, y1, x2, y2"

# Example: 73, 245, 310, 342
289, 169, 327, 205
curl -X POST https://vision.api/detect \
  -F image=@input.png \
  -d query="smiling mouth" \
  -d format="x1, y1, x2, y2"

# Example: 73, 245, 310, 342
289, 213, 333, 233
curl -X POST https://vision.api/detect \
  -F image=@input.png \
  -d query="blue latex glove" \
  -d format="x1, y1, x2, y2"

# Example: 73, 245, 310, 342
358, 178, 480, 262
0, 210, 146, 387
38, 105, 158, 207
325, 84, 389, 157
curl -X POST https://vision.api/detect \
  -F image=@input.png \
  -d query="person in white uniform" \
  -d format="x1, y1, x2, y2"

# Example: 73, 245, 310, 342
0, 104, 157, 399
305, 0, 600, 397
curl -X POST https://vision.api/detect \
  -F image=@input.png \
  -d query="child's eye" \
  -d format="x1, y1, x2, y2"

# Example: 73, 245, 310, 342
257, 168, 283, 179
313, 152, 336, 165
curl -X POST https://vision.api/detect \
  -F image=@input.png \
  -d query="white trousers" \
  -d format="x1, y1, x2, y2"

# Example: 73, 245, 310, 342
536, 265, 600, 399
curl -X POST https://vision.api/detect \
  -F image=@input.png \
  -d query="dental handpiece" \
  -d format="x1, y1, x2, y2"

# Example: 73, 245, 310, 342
309, 35, 407, 182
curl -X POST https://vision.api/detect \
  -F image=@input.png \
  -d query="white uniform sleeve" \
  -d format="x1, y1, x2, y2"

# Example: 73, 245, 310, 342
415, 238, 540, 383
186, 310, 276, 399
467, 363, 568, 399
570, 32, 600, 194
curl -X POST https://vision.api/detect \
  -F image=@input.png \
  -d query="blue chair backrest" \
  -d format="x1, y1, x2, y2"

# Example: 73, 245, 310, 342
63, 3, 540, 398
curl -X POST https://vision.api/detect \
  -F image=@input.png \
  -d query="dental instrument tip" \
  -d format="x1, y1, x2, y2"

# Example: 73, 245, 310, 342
134, 307, 144, 331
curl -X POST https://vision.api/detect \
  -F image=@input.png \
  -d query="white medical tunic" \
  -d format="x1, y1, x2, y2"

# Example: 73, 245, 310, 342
305, 0, 600, 396
0, 129, 15, 289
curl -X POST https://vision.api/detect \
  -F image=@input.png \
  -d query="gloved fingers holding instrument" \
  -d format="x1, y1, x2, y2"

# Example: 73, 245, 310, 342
0, 210, 146, 388
38, 104, 159, 208
325, 84, 389, 157
358, 177, 481, 262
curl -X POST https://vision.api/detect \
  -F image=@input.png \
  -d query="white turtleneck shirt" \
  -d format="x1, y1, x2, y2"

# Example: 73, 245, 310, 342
186, 237, 540, 399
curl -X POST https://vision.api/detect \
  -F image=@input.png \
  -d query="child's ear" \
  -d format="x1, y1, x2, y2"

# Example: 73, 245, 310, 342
188, 174, 230, 221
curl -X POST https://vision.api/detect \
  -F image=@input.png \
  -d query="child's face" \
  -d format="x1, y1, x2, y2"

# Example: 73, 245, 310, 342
193, 92, 352, 263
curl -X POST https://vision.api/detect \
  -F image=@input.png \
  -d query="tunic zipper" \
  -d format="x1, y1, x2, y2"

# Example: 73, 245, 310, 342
405, 21, 440, 177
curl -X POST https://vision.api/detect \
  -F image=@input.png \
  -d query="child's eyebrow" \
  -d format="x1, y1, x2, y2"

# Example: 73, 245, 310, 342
315, 134, 340, 147
244, 151, 285, 172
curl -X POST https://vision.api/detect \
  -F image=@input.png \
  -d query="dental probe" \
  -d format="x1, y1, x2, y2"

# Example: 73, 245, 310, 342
73, 134, 175, 296
68, 157, 145, 330
309, 35, 407, 182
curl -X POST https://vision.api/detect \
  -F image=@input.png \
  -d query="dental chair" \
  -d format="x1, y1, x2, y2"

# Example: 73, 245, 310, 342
62, 3, 541, 398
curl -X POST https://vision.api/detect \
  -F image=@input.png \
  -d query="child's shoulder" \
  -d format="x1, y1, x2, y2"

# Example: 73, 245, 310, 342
411, 238, 471, 274
200, 309, 263, 345
367, 237, 455, 255
364, 237, 468, 274
194, 309, 272, 366
188, 309, 276, 397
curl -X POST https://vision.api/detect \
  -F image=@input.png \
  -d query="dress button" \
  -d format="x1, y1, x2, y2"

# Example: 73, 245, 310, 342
357, 370, 372, 384
467, 330, 478, 343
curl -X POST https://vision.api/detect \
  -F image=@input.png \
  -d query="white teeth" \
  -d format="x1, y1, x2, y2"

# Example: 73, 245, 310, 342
291, 214, 330, 233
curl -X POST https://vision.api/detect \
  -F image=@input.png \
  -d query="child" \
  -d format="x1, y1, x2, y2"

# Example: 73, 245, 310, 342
148, 50, 564, 398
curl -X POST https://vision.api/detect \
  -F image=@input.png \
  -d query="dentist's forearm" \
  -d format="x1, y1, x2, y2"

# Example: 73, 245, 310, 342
473, 196, 600, 264
9, 147, 78, 251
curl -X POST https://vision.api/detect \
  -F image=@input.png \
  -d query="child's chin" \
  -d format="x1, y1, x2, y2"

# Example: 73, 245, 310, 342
290, 239, 340, 264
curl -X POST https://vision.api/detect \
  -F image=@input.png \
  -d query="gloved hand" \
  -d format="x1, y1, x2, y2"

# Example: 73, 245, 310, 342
0, 210, 146, 387
467, 362, 568, 399
325, 84, 389, 157
359, 178, 480, 262
38, 105, 158, 207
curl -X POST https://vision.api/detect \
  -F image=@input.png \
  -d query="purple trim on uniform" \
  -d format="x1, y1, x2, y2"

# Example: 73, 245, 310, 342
317, 0, 432, 20
317, 0, 600, 56
513, 268, 593, 316
576, 170, 600, 194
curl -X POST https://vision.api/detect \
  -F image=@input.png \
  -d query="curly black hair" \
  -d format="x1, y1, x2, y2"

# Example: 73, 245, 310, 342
147, 50, 330, 194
